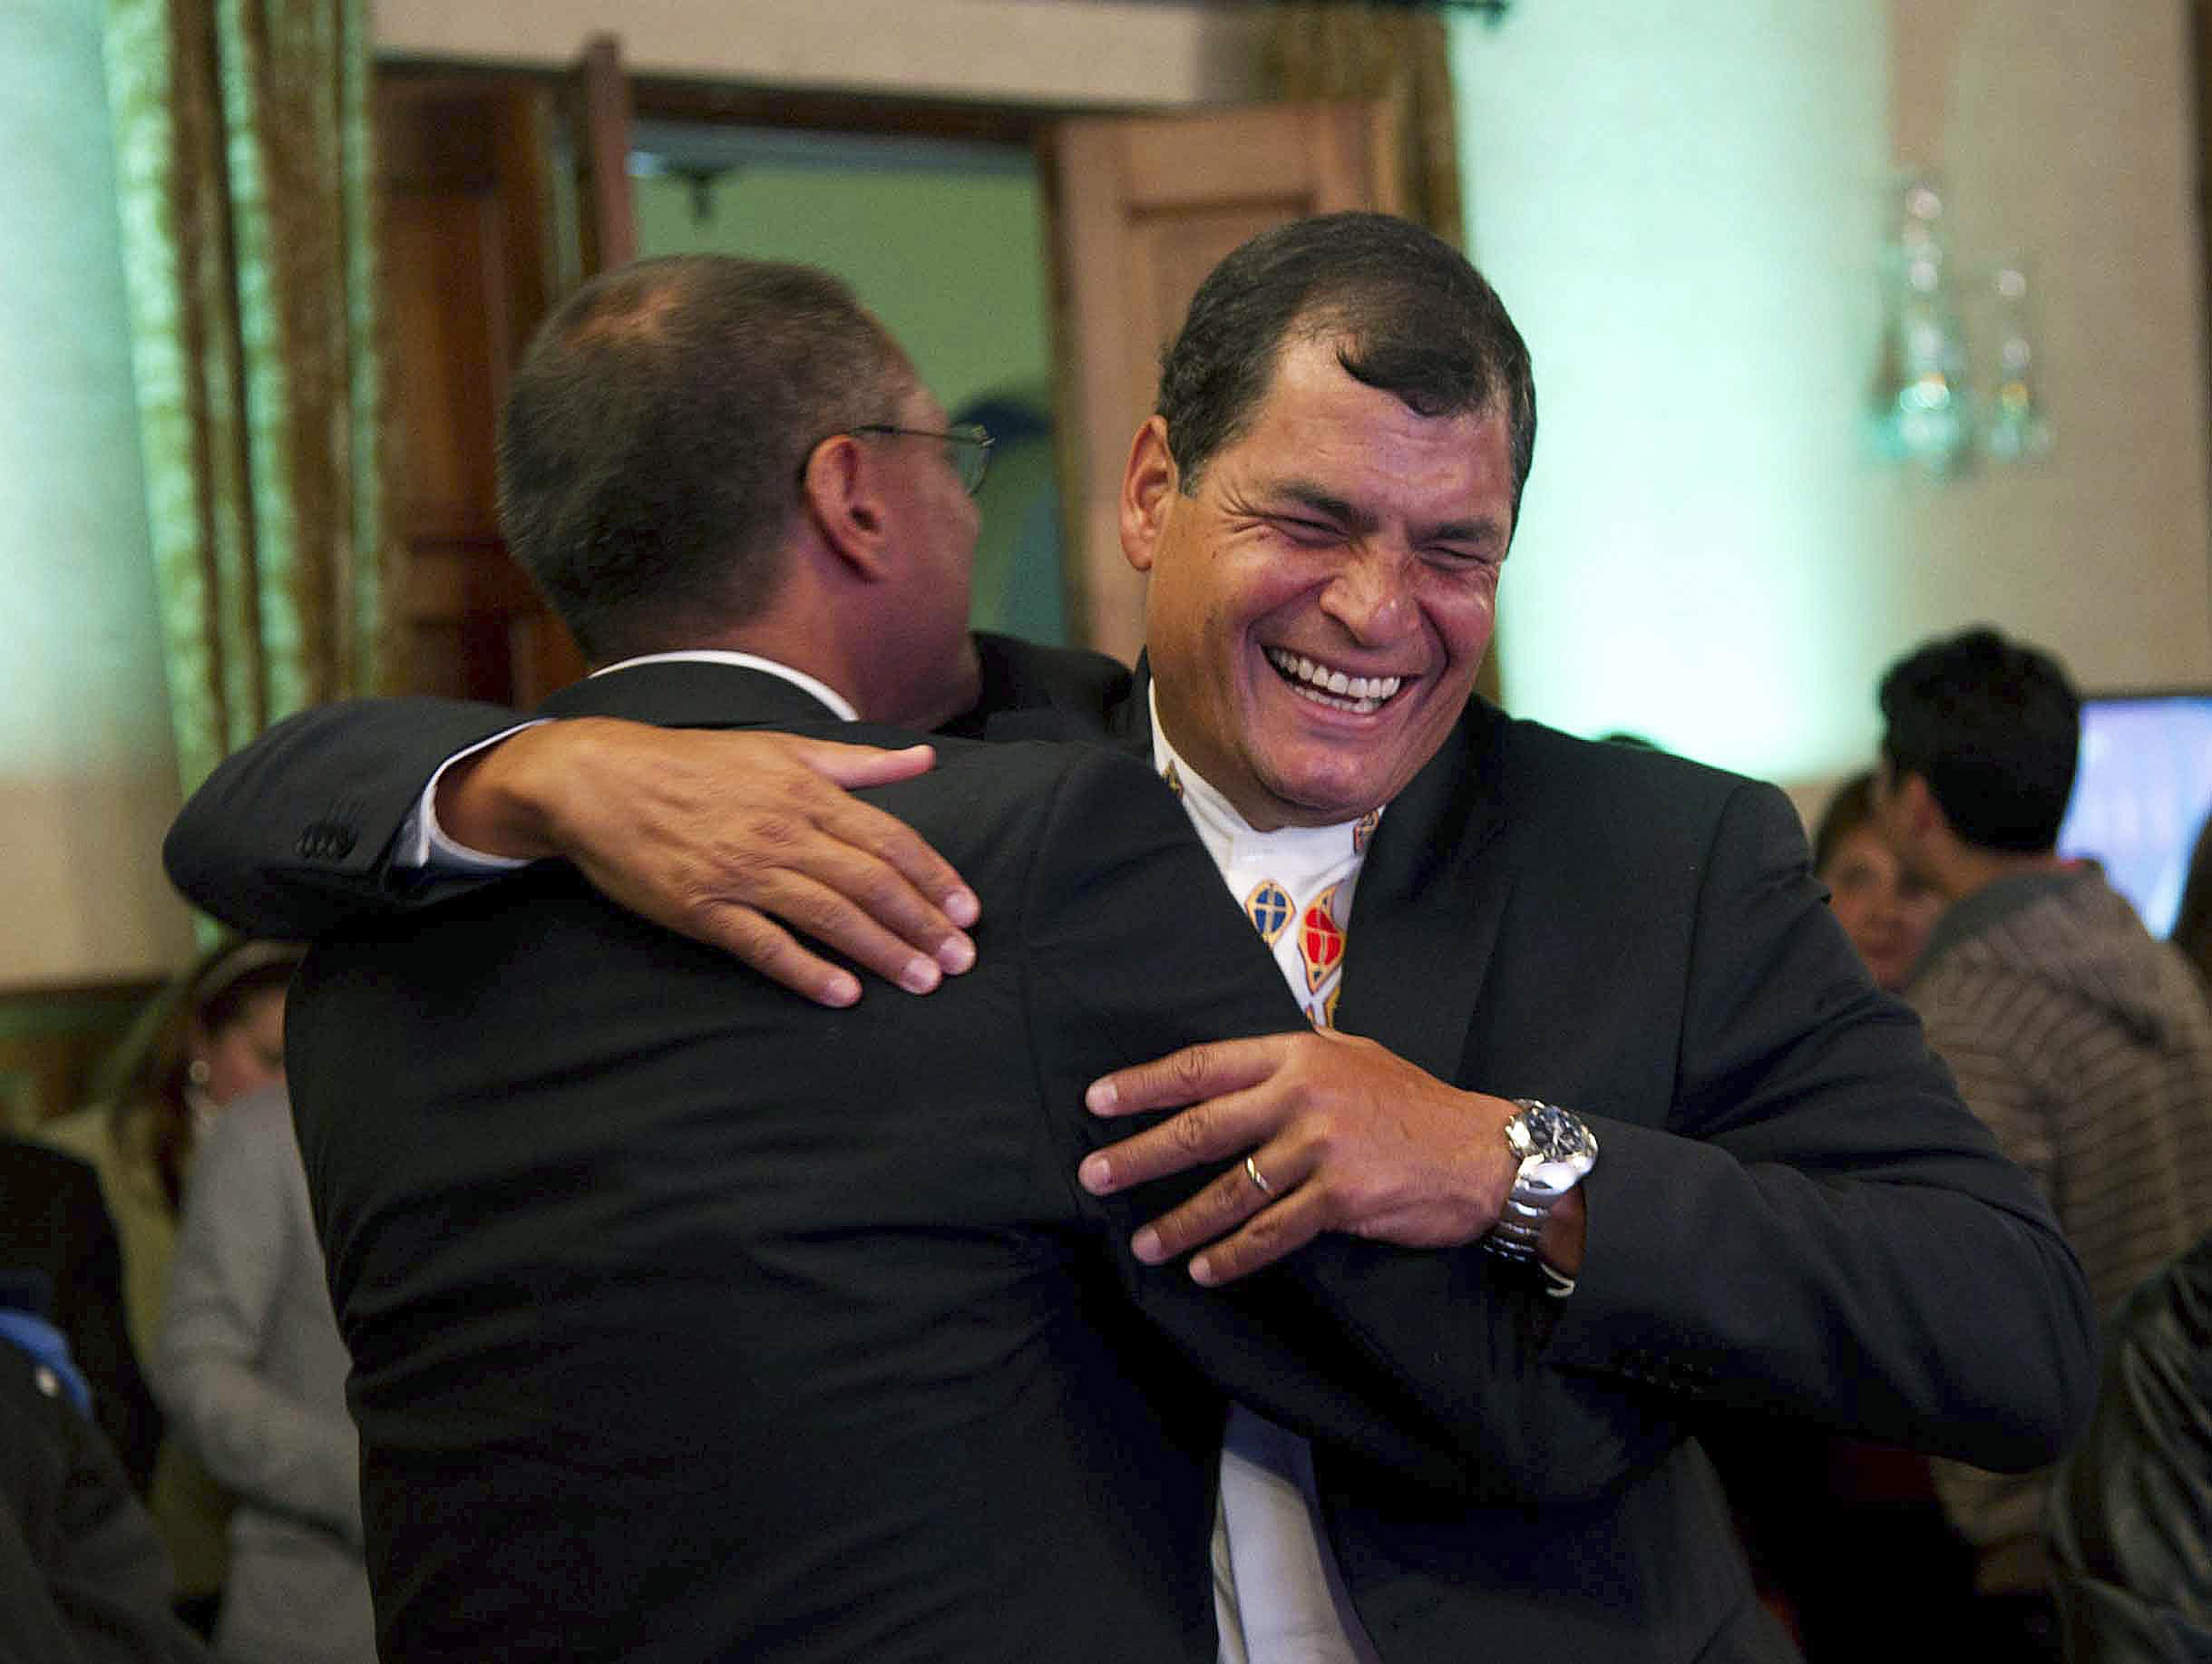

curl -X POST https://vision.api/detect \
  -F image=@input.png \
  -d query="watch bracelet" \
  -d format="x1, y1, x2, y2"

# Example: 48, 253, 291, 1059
1484, 1209, 1544, 1260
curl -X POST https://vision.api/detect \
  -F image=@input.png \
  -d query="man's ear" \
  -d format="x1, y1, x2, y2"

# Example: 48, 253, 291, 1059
798, 433, 893, 582
1119, 415, 1180, 575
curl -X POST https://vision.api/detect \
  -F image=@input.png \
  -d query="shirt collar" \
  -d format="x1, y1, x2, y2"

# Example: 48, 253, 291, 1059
590, 650, 859, 722
1147, 684, 1378, 869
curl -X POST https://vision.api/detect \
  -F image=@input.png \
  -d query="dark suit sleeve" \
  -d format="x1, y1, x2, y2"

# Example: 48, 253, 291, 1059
1016, 747, 1663, 1503
163, 697, 526, 938
1542, 779, 2098, 1473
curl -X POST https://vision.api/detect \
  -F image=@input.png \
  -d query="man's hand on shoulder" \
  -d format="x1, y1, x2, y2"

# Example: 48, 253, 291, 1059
1076, 1031, 1586, 1285
439, 719, 981, 1007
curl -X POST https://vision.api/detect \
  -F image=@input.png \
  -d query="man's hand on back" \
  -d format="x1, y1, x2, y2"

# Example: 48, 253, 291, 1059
1077, 1032, 1586, 1286
438, 719, 981, 1008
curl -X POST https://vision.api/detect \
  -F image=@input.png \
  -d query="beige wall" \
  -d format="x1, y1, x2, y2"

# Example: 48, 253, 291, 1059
370, 0, 1264, 105
3, 774, 195, 989
1881, 0, 2212, 698
1455, 0, 2212, 794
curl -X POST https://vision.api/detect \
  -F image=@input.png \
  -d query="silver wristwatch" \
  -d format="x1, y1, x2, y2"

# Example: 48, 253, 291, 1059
1484, 1099, 1598, 1263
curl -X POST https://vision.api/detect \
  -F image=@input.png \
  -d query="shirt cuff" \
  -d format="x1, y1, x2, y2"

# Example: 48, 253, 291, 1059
397, 720, 551, 872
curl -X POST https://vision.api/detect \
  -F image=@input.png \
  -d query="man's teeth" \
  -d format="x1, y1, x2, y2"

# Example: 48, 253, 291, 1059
1264, 648, 1403, 711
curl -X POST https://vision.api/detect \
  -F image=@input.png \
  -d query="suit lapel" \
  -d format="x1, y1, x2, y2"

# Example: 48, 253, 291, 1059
1335, 700, 1515, 1083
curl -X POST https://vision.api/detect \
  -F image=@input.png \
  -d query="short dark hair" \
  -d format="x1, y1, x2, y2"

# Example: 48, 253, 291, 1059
498, 256, 911, 661
1154, 212, 1536, 511
1877, 626, 2081, 852
1811, 771, 1879, 875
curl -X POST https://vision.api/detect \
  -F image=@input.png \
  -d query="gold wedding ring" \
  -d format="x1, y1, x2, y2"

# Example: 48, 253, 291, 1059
1243, 1154, 1277, 1198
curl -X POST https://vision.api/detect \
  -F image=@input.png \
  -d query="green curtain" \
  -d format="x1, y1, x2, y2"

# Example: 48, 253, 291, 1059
102, 0, 394, 797
1262, 4, 1503, 709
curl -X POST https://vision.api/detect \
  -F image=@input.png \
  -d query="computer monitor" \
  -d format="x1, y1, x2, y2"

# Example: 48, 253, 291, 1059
2057, 692, 2212, 936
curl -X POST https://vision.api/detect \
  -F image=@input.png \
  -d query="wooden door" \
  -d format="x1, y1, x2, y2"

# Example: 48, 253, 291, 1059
1050, 102, 1401, 666
378, 72, 560, 702
376, 37, 636, 705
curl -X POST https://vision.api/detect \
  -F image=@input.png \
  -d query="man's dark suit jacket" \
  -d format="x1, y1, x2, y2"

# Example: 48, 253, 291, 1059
168, 635, 2098, 1664
0, 1328, 210, 1664
0, 1138, 162, 1491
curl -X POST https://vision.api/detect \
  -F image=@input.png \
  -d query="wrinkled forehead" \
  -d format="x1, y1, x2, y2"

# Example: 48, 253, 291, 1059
1231, 354, 1516, 517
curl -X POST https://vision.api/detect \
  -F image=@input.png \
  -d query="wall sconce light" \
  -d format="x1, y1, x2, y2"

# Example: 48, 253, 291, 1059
1866, 172, 2051, 477
1980, 257, 2052, 465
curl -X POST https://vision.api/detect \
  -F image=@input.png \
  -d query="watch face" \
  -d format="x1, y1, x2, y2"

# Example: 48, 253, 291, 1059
1522, 1101, 1596, 1164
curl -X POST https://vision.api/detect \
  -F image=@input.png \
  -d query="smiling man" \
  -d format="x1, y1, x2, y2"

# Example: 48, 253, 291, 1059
168, 217, 2093, 1663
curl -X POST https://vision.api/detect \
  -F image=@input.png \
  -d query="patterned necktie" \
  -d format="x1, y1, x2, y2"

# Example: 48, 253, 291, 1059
1242, 875, 1347, 1030
1162, 754, 1378, 1033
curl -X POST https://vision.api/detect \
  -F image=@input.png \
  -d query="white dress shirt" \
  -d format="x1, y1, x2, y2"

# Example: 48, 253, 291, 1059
1151, 692, 1386, 1664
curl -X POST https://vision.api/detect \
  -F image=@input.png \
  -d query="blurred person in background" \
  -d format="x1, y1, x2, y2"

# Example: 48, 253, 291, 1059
39, 939, 303, 1632
2045, 1227, 2212, 1662
156, 1084, 372, 1664
0, 1269, 212, 1664
2164, 810, 2212, 998
1813, 770, 1943, 993
0, 1135, 160, 1491
1876, 626, 2212, 1659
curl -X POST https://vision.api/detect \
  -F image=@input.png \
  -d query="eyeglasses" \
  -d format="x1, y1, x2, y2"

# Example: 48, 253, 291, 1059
849, 423, 995, 494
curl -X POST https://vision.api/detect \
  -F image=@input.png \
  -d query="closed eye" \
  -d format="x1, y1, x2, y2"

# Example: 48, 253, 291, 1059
1268, 514, 1344, 546
1404, 536, 1496, 579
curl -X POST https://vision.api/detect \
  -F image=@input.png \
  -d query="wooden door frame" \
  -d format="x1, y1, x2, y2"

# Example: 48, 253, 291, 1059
624, 76, 1102, 149
375, 57, 1221, 670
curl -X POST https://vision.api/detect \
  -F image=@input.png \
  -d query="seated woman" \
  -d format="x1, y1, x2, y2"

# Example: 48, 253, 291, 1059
156, 1085, 374, 1664
40, 939, 303, 1630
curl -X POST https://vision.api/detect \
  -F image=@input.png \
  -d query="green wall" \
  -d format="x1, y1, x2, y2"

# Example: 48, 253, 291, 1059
636, 160, 1052, 422
633, 151, 1066, 644
1452, 4, 1894, 782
